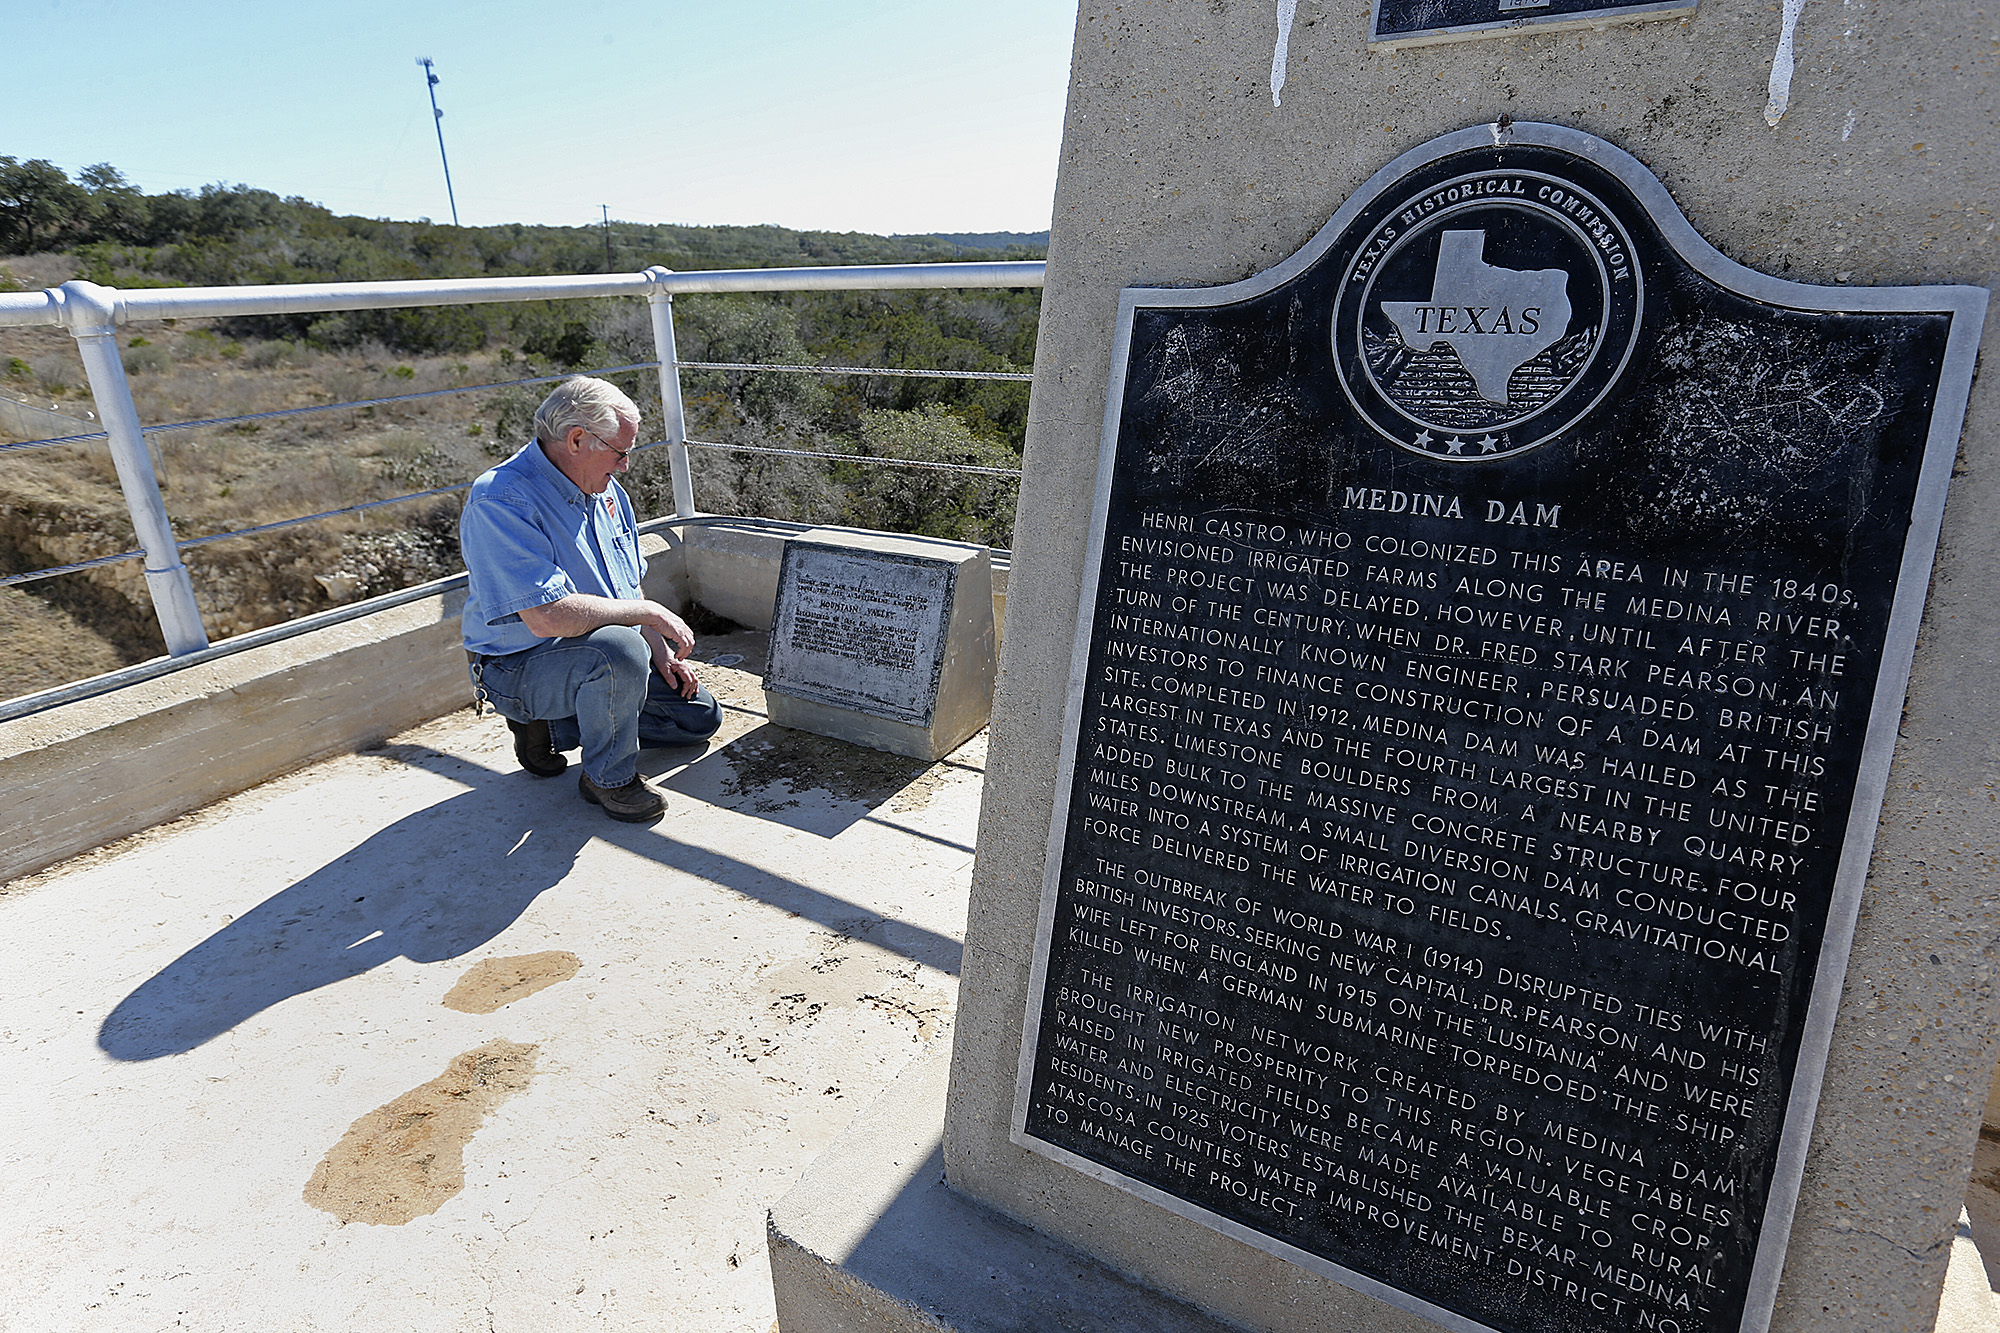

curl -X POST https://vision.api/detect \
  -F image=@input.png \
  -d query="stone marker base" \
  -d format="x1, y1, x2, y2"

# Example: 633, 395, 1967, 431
768, 1041, 1240, 1333
762, 696, 973, 764
763, 530, 997, 763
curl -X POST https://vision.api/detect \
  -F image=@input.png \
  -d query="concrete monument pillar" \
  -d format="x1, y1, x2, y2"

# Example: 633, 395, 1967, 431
770, 5, 2000, 1331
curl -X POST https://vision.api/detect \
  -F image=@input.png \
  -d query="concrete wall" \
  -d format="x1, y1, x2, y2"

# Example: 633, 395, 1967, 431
0, 584, 475, 886
945, 3, 2000, 1331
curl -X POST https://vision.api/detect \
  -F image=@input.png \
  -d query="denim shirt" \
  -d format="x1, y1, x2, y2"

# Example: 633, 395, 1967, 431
459, 441, 643, 657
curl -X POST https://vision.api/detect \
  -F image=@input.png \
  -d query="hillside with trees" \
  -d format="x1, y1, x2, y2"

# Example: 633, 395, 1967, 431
0, 158, 1044, 699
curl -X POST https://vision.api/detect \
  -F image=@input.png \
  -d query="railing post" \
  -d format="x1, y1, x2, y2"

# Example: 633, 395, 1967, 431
643, 267, 696, 519
56, 281, 210, 655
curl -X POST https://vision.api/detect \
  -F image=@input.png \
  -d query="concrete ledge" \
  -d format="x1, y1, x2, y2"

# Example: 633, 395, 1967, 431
0, 583, 475, 885
769, 1041, 1242, 1333
0, 530, 689, 886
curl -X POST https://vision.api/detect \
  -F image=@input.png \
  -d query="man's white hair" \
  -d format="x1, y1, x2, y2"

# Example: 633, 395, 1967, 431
534, 376, 640, 449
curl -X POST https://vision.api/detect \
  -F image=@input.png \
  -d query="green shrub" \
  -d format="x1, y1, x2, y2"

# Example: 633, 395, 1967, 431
376, 431, 450, 488
245, 339, 299, 369
122, 342, 171, 374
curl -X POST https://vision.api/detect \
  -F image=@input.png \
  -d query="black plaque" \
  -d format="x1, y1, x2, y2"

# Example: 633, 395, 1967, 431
1370, 0, 1696, 49
1013, 124, 1984, 1333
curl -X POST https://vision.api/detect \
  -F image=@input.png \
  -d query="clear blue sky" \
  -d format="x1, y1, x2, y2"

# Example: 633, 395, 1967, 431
7, 0, 1078, 235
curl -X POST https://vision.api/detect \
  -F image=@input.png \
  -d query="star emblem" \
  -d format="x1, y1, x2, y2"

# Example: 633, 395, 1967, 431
1445, 437, 1465, 455
1477, 435, 1501, 453
1413, 430, 1434, 449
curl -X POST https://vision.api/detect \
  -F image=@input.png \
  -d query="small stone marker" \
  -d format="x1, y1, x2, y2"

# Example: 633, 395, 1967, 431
763, 529, 996, 762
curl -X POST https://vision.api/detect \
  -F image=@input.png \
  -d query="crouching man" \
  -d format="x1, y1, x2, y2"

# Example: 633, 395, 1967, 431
460, 376, 721, 821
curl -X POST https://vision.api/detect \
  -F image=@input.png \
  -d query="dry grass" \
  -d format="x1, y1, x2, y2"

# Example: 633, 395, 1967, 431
0, 585, 128, 696
0, 306, 525, 700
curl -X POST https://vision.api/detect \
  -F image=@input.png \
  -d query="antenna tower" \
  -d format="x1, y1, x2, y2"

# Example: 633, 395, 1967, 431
415, 57, 460, 226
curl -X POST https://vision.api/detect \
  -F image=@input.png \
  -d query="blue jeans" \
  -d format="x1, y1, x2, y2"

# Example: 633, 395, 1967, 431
473, 625, 722, 787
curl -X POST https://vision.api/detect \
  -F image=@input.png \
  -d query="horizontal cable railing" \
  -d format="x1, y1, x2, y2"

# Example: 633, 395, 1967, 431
0, 260, 1043, 659
1, 425, 1033, 589
677, 361, 1032, 382
0, 424, 105, 454
684, 438, 1023, 476
0, 362, 655, 457
0, 360, 1033, 458
0, 548, 142, 586
3, 362, 1028, 588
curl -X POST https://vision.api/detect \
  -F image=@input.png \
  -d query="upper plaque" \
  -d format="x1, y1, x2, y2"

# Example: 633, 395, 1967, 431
1012, 124, 1984, 1333
1370, 0, 1697, 49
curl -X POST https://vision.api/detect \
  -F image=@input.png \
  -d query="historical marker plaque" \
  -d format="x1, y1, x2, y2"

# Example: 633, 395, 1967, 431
766, 541, 955, 725
1013, 124, 1984, 1333
1369, 0, 1697, 49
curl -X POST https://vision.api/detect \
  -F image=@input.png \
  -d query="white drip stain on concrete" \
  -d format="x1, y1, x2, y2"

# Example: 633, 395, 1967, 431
1764, 0, 1808, 126
1842, 107, 1857, 140
1272, 0, 1299, 107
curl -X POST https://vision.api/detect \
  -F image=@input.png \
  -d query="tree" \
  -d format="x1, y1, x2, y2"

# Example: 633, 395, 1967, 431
837, 404, 1020, 548
76, 163, 152, 244
0, 157, 87, 254
188, 182, 287, 238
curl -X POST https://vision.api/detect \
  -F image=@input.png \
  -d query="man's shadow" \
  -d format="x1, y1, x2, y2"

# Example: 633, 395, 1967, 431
98, 733, 967, 1062
98, 753, 595, 1061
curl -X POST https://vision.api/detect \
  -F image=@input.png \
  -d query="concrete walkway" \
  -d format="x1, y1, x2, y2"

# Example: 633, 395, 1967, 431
0, 634, 976, 1333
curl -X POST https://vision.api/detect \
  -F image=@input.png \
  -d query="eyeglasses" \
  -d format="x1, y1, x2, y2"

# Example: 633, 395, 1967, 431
585, 430, 638, 459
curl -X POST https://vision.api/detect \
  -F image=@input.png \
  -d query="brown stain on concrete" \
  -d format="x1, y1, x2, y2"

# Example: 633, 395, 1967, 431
303, 1039, 537, 1225
441, 950, 581, 1014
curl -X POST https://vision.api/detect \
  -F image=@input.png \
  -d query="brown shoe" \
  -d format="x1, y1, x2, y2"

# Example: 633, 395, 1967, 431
507, 718, 567, 778
578, 773, 667, 822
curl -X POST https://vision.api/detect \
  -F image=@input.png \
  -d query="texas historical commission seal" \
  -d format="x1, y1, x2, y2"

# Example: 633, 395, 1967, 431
1333, 169, 1643, 461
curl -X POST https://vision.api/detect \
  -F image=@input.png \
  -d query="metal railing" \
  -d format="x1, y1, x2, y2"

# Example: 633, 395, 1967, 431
0, 261, 1043, 657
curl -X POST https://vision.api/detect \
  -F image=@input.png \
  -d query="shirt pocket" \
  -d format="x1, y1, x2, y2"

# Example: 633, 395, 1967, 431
606, 521, 642, 590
